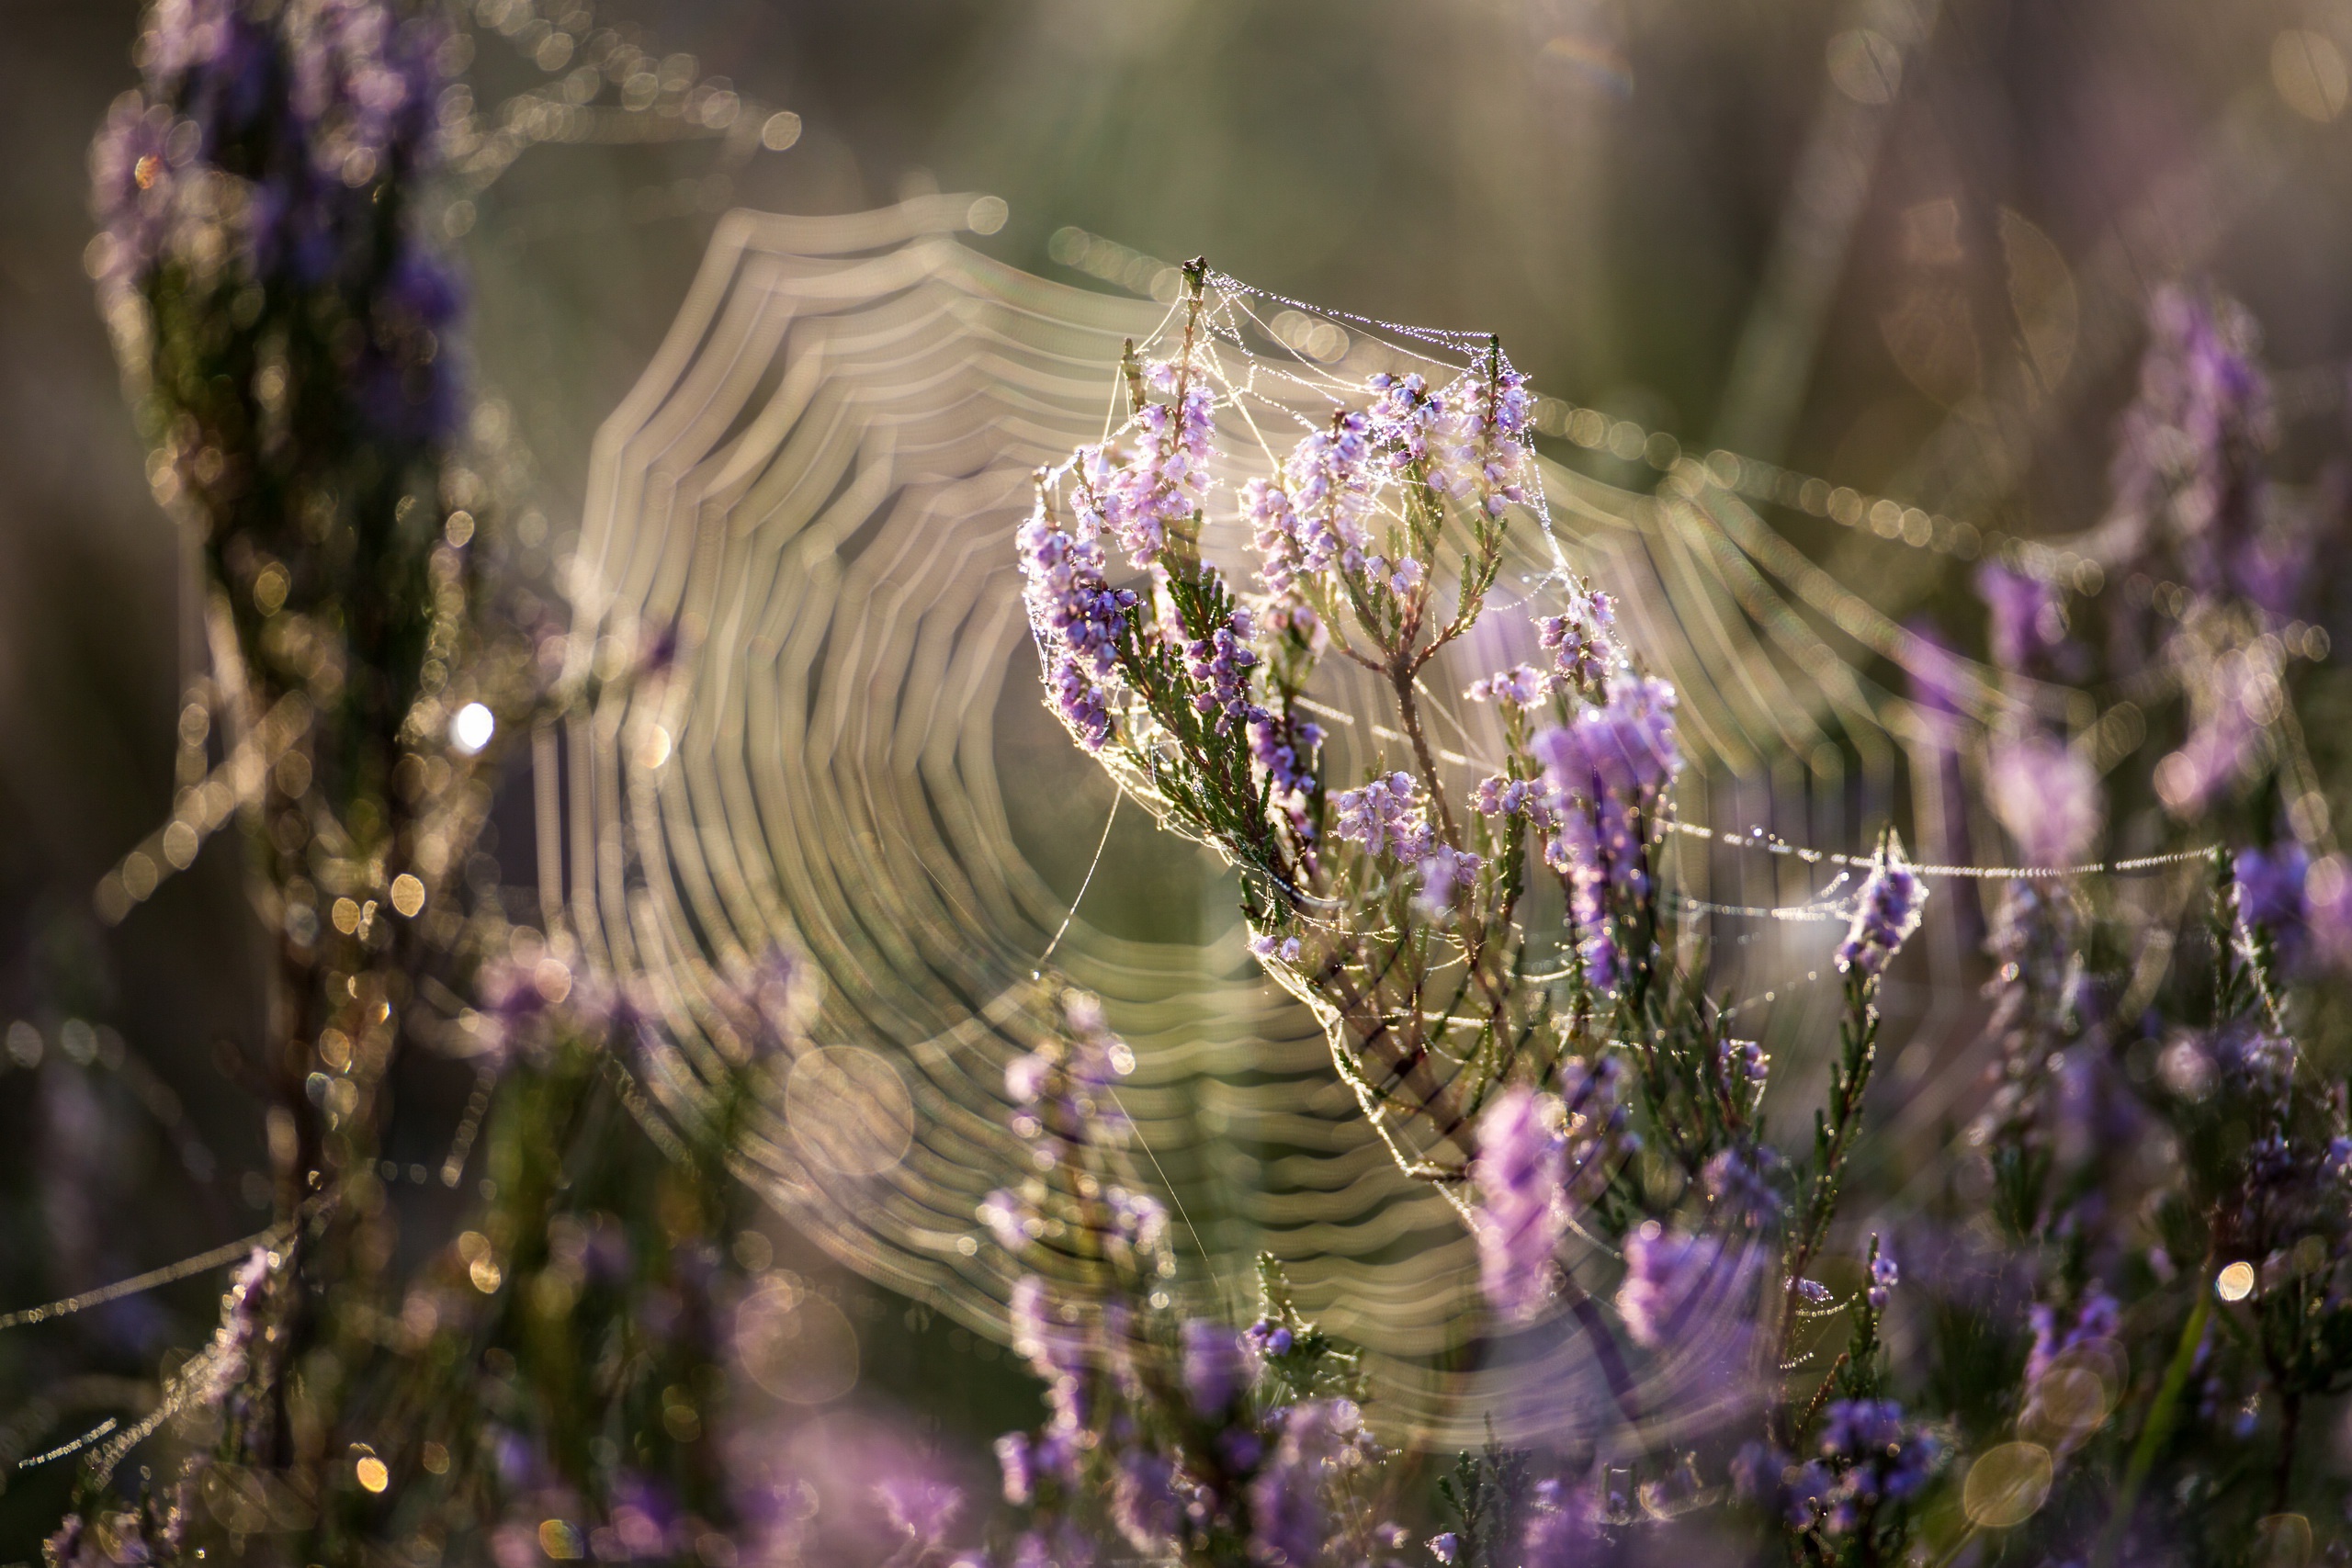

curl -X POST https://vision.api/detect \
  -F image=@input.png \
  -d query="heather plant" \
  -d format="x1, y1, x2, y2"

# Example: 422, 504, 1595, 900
1008, 268, 2352, 1567
49, 2, 815, 1562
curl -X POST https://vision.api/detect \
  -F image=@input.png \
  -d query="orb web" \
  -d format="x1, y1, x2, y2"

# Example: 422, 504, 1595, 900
558, 197, 2189, 1446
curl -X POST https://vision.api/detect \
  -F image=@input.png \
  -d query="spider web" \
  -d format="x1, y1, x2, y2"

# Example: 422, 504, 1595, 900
554, 197, 2230, 1448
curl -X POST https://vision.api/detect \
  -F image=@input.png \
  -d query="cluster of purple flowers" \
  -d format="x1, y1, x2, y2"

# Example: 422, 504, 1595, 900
2235, 841, 2352, 972
1080, 354, 1218, 569
1017, 497, 1136, 750
1184, 601, 1261, 735
1834, 840, 1927, 976
1537, 584, 1617, 691
1616, 1223, 1762, 1359
1471, 1086, 1569, 1322
95, 0, 458, 443
1532, 674, 1681, 991
1733, 1400, 1937, 1539
1278, 410, 1375, 576
1363, 364, 1536, 521
1332, 772, 1436, 864
1470, 1061, 1638, 1323
2109, 287, 2280, 604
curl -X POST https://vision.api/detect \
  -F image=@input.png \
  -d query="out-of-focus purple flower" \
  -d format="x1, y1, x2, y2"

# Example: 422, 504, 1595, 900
1465, 664, 1548, 706
994, 1432, 1039, 1506
1474, 1086, 1566, 1322
2236, 841, 2310, 942
2025, 1289, 2121, 1391
2108, 286, 2278, 600
2306, 853, 2352, 969
1977, 562, 2072, 674
1703, 1144, 1785, 1224
978, 1189, 1034, 1254
1520, 1476, 1601, 1567
1616, 1224, 1759, 1354
1010, 1277, 1092, 1391
1105, 1187, 1168, 1256
1332, 772, 1434, 863
1249, 1401, 1345, 1566
1109, 1449, 1182, 1551
1732, 1442, 1831, 1529
1414, 843, 1485, 918
1835, 840, 1927, 976
1180, 1319, 1248, 1414
1985, 735, 2104, 868
1011, 1522, 1099, 1568
1533, 675, 1680, 804
877, 1475, 962, 1555
2154, 636, 2284, 819
1815, 1400, 1939, 1531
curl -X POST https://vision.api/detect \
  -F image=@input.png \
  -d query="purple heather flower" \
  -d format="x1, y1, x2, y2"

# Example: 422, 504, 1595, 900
1868, 1249, 1899, 1311
1249, 931, 1305, 966
1283, 409, 1375, 570
1835, 841, 1927, 976
1534, 676, 1680, 992
1474, 1086, 1567, 1322
1180, 1319, 1248, 1414
1816, 1400, 1939, 1532
1332, 772, 1435, 863
1429, 1532, 1460, 1565
1183, 598, 1259, 736
1091, 355, 1216, 569
1018, 494, 1136, 751
1248, 706, 1323, 814
1465, 663, 1548, 706
1245, 477, 1311, 602
1472, 772, 1557, 826
1246, 1317, 1295, 1358
2235, 842, 2309, 935
1539, 588, 1618, 690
